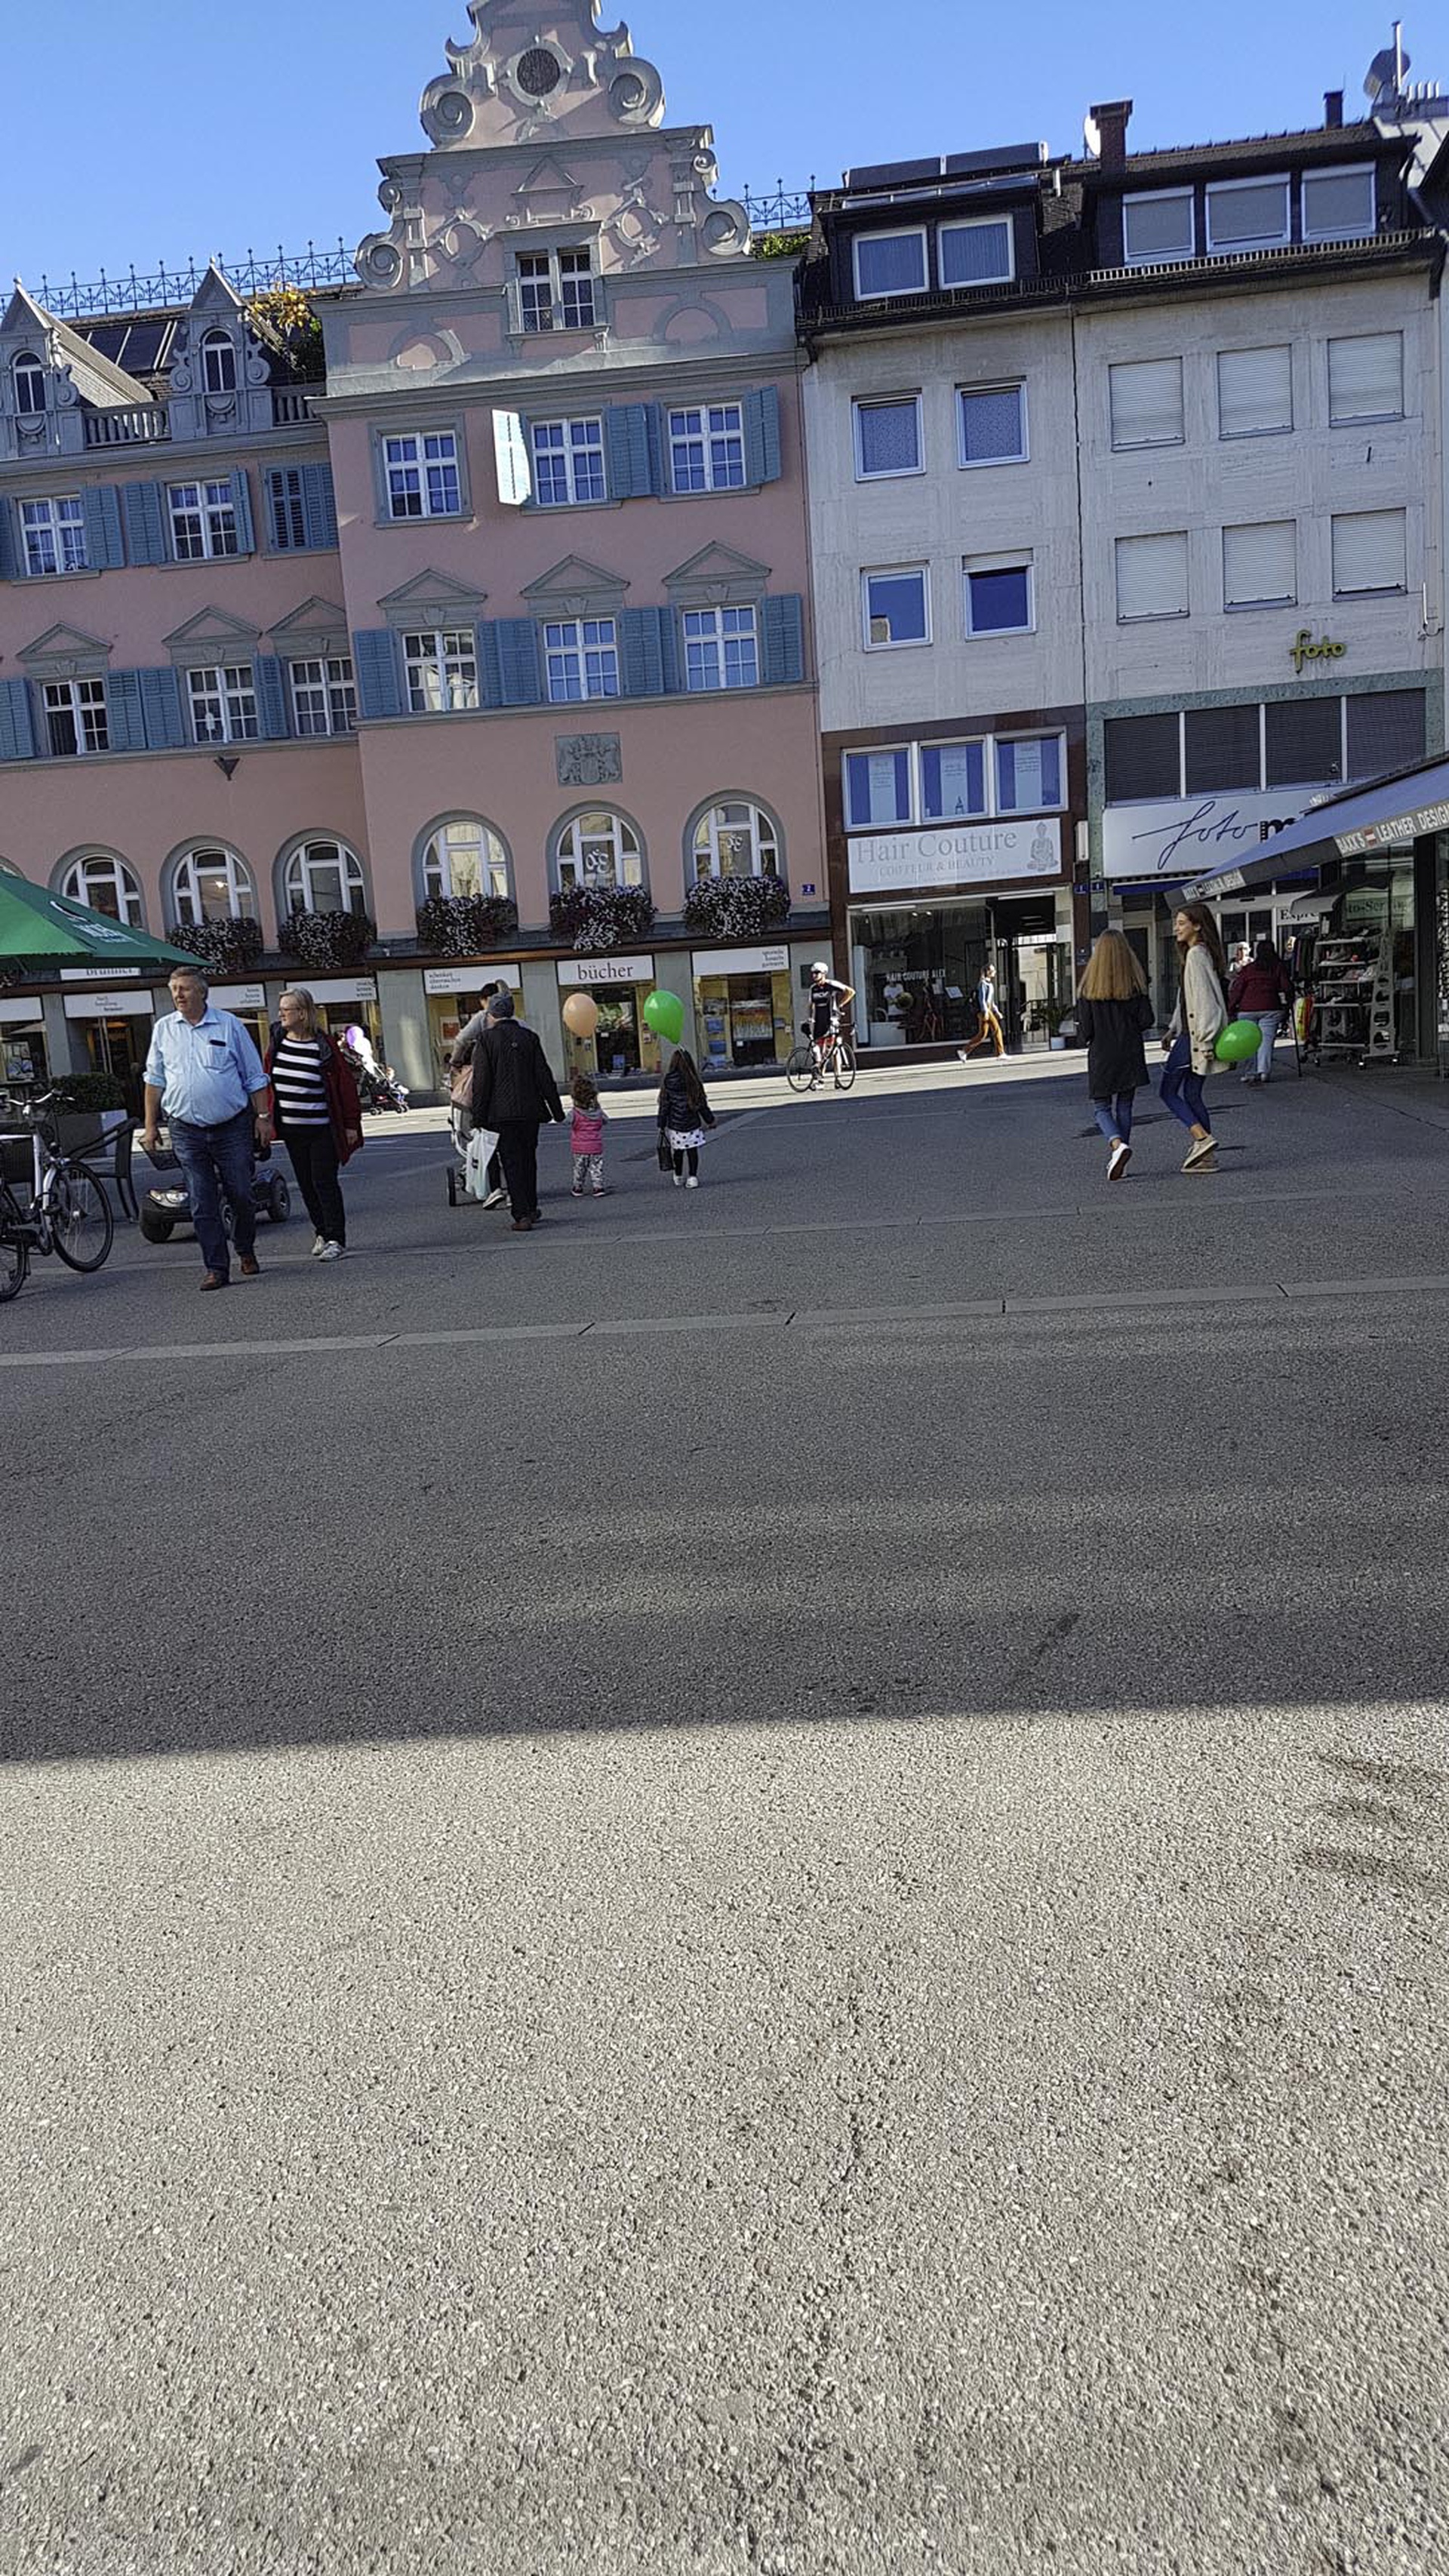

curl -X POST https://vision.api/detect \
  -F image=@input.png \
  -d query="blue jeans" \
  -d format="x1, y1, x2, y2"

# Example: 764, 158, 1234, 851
1250, 1009, 1281, 1080
1091, 1094, 1135, 1145
1160, 1036, 1209, 1134
171, 1109, 257, 1275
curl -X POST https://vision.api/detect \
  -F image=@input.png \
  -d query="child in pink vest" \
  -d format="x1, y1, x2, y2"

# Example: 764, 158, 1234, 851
568, 1070, 610, 1197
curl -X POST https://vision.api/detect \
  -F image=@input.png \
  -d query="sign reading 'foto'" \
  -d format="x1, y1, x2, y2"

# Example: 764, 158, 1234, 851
847, 817, 1062, 896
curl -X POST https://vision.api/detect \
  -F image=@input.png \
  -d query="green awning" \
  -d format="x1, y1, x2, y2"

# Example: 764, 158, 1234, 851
0, 869, 197, 970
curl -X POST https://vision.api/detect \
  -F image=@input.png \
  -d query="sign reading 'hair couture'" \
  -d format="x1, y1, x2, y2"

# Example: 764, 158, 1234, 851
847, 817, 1062, 896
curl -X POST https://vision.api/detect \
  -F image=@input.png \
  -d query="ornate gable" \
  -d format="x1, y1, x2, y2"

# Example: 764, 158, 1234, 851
664, 541, 772, 603
167, 263, 274, 441
19, 622, 112, 672
520, 553, 628, 611
162, 607, 263, 669
377, 568, 489, 626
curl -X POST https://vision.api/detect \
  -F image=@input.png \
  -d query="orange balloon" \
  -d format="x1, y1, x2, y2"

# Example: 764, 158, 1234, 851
562, 990, 599, 1038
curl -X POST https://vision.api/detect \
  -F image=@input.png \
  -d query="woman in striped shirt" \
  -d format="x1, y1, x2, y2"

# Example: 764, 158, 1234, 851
266, 987, 365, 1260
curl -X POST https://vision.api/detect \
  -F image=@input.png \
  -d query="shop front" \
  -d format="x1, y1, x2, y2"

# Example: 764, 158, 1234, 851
691, 945, 792, 1069
209, 983, 272, 1067
0, 998, 51, 1094
293, 975, 386, 1066
60, 981, 156, 1115
844, 817, 1072, 1053
555, 955, 663, 1081
423, 963, 525, 1086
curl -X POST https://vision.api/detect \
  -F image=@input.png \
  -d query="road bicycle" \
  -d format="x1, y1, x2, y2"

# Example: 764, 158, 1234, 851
0, 1091, 115, 1300
786, 1020, 857, 1095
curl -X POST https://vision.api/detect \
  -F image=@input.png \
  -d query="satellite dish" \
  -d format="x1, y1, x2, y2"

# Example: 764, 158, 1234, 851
1365, 35, 1409, 101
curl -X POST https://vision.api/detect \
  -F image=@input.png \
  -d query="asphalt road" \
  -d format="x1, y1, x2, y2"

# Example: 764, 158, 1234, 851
2, 1054, 1447, 2576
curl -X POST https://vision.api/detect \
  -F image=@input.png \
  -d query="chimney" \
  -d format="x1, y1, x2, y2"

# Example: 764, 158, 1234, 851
1086, 99, 1134, 168
1324, 88, 1345, 126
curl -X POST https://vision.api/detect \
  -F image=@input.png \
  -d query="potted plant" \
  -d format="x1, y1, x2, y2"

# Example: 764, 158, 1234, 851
416, 894, 520, 956
549, 885, 656, 951
682, 875, 791, 940
278, 908, 377, 971
166, 916, 265, 976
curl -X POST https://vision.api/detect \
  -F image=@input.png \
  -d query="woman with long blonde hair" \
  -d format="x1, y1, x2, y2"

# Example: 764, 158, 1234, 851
1076, 931, 1155, 1180
1161, 903, 1229, 1174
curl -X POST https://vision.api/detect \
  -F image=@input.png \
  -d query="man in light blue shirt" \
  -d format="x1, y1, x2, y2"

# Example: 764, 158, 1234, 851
142, 965, 271, 1291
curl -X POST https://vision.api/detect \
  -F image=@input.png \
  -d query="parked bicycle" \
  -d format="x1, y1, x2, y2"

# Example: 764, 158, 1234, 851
786, 1020, 857, 1094
0, 1091, 115, 1300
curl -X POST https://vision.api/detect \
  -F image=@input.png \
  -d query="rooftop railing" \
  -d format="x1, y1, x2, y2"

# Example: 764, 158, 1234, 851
36, 241, 356, 322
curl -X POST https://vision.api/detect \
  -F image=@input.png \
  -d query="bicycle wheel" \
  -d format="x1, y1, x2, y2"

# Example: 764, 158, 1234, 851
50, 1164, 115, 1273
832, 1042, 857, 1091
0, 1185, 29, 1302
786, 1045, 817, 1095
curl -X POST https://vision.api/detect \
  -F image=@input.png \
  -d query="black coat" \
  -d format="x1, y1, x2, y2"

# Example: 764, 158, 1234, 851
1076, 991, 1155, 1098
471, 1020, 564, 1131
657, 1062, 715, 1134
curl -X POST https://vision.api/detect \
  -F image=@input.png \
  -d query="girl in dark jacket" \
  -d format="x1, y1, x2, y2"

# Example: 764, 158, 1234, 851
1075, 932, 1156, 1183
657, 1048, 715, 1189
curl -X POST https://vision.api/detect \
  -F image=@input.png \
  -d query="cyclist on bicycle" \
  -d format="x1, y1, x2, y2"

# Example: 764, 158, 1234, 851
804, 962, 855, 1088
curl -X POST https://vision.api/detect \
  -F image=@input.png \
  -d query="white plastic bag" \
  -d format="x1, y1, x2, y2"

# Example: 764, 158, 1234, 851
464, 1127, 500, 1200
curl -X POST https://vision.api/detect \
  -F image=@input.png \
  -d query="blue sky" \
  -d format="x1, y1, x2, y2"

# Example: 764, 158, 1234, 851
6, 1, 1409, 299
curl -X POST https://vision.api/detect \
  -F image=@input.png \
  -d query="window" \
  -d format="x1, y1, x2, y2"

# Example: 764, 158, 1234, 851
43, 679, 108, 758
668, 403, 745, 494
964, 558, 1033, 636
1346, 688, 1424, 780
1265, 697, 1343, 789
282, 840, 368, 916
60, 854, 143, 925
201, 331, 237, 395
13, 352, 46, 415
531, 417, 606, 506
1327, 332, 1403, 424
854, 395, 922, 479
1217, 345, 1293, 438
1115, 531, 1189, 622
554, 809, 644, 893
20, 497, 88, 577
1184, 704, 1260, 793
690, 802, 780, 882
516, 246, 596, 333
1103, 711, 1181, 802
172, 847, 255, 926
1223, 521, 1297, 609
1121, 192, 1194, 265
383, 432, 462, 522
682, 606, 758, 693
1303, 165, 1376, 243
958, 383, 1027, 466
169, 479, 238, 562
995, 734, 1063, 812
1331, 509, 1406, 596
939, 217, 1014, 288
920, 741, 986, 821
544, 617, 620, 703
289, 656, 357, 737
1205, 177, 1290, 253
187, 664, 258, 745
403, 629, 478, 714
1109, 358, 1183, 448
852, 229, 928, 299
422, 819, 512, 902
844, 746, 912, 830
863, 567, 930, 648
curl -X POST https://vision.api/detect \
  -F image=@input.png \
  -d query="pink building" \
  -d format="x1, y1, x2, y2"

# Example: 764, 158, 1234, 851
0, 0, 825, 1105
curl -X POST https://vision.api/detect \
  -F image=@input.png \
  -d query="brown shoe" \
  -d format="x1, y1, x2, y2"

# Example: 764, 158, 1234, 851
199, 1270, 228, 1292
511, 1216, 533, 1233
239, 1254, 261, 1276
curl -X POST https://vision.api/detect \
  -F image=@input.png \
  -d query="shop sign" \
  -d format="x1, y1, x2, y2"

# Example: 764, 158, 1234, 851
1290, 630, 1346, 676
0, 999, 45, 1025
1101, 789, 1315, 879
1337, 797, 1449, 857
424, 964, 520, 996
63, 989, 155, 1019
303, 977, 378, 1004
60, 965, 142, 983
691, 946, 789, 978
555, 954, 654, 987
848, 817, 1061, 895
210, 983, 266, 1012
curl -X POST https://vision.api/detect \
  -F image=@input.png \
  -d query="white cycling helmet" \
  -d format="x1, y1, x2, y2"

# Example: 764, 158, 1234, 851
811, 961, 831, 976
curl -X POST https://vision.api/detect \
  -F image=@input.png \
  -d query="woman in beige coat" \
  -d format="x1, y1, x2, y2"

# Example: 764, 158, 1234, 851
1160, 903, 1229, 1172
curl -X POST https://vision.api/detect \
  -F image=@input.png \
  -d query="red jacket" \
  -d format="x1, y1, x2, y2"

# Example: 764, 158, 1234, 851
1228, 961, 1293, 1014
265, 1029, 365, 1165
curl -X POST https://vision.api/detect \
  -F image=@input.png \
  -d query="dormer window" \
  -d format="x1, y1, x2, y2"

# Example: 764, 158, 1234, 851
13, 352, 47, 415
516, 248, 596, 334
1303, 165, 1377, 242
1121, 191, 1195, 265
1204, 177, 1291, 253
853, 229, 928, 300
939, 217, 1014, 288
202, 330, 238, 395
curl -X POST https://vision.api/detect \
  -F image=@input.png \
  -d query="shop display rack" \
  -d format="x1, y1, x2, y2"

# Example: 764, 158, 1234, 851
1309, 929, 1397, 1064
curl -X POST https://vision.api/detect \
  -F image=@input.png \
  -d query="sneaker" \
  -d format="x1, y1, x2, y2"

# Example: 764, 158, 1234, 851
1183, 1137, 1217, 1171
310, 1234, 327, 1258
571, 1186, 584, 1198
482, 1188, 509, 1211
592, 1186, 611, 1196
685, 1176, 700, 1190
672, 1173, 684, 1188
318, 1240, 343, 1261
1107, 1140, 1132, 1181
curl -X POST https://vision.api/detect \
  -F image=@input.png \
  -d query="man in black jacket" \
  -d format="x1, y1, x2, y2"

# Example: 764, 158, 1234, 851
470, 994, 565, 1231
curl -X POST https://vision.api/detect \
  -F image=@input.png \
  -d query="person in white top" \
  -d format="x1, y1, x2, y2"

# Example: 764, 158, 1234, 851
1161, 904, 1229, 1173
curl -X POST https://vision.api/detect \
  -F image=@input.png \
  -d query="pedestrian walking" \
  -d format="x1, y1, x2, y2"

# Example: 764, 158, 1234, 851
1161, 903, 1229, 1174
140, 965, 272, 1291
1227, 937, 1294, 1085
1075, 931, 1156, 1182
449, 982, 509, 1208
265, 986, 364, 1262
657, 1047, 715, 1188
964, 960, 1007, 1057
568, 1069, 611, 1198
470, 992, 564, 1233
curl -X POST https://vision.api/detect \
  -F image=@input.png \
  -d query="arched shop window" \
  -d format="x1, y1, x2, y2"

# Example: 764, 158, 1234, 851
201, 330, 238, 395
688, 799, 782, 884
170, 845, 257, 927
13, 352, 47, 415
552, 808, 645, 894
420, 817, 513, 903
281, 838, 368, 916
57, 851, 145, 928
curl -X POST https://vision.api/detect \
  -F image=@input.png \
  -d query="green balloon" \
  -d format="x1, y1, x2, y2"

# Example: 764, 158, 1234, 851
643, 988, 685, 1046
1216, 1017, 1263, 1065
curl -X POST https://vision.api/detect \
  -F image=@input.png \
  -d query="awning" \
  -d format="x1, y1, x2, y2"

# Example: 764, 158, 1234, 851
1174, 751, 1449, 901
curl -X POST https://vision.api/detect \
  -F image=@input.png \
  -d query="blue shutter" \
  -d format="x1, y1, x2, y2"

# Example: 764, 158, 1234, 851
82, 486, 126, 571
476, 622, 503, 710
620, 606, 678, 699
230, 470, 255, 555
0, 500, 16, 582
121, 481, 169, 567
265, 466, 304, 551
0, 677, 37, 762
139, 665, 186, 750
605, 404, 663, 501
353, 629, 403, 721
760, 592, 805, 687
302, 461, 338, 550
743, 386, 783, 488
107, 670, 146, 753
495, 618, 541, 707
254, 654, 289, 740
